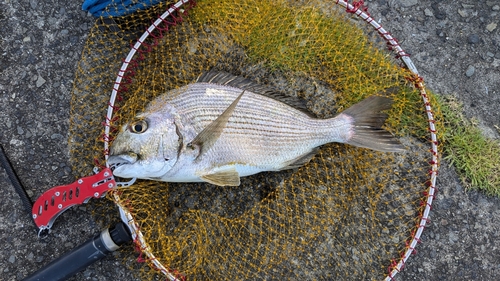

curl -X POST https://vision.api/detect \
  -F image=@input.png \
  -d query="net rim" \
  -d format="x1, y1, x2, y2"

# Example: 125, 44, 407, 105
103, 1, 439, 280
108, 1, 193, 280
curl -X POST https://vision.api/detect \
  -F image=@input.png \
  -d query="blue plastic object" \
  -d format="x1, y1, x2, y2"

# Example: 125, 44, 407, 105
82, 0, 162, 17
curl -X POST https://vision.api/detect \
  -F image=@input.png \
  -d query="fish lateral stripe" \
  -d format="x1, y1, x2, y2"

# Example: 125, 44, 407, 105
196, 70, 313, 115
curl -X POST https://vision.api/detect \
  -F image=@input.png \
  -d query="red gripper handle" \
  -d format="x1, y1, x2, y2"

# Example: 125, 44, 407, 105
32, 168, 116, 231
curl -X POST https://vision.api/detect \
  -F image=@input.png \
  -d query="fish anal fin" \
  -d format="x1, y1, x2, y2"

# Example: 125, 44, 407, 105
280, 148, 319, 170
200, 168, 241, 186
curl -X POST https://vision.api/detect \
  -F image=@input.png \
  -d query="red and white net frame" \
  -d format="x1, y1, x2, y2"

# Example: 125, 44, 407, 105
335, 1, 438, 279
102, 1, 439, 280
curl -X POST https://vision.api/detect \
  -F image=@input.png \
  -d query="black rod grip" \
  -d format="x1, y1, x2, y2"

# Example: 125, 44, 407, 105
23, 222, 132, 281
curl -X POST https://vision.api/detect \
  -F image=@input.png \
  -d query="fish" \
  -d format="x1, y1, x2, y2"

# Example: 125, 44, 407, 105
107, 71, 405, 186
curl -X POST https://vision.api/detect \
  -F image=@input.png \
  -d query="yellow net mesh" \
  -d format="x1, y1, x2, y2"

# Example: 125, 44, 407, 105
69, 0, 442, 280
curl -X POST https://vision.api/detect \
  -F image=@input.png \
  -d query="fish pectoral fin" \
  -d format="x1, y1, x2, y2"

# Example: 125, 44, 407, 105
280, 148, 319, 170
189, 90, 245, 161
200, 168, 241, 187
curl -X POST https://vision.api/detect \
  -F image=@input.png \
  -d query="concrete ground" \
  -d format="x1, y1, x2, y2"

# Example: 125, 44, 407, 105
1, 0, 499, 280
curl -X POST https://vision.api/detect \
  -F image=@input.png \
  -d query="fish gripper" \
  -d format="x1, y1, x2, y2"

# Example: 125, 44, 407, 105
31, 168, 116, 236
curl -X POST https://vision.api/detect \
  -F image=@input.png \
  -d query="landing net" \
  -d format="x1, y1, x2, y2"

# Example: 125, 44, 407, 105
69, 0, 440, 280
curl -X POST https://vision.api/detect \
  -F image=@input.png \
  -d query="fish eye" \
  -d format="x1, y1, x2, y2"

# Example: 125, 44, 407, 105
129, 119, 148, 134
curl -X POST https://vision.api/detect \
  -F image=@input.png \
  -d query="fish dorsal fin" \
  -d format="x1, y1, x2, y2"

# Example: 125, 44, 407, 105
187, 90, 245, 160
197, 70, 314, 116
200, 168, 241, 186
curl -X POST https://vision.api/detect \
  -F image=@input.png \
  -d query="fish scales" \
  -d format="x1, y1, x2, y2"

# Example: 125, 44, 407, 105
108, 71, 405, 186
169, 84, 340, 140
152, 83, 342, 169
168, 84, 340, 162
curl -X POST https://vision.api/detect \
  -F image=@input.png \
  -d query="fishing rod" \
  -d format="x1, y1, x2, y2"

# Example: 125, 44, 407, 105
0, 144, 132, 281
23, 222, 131, 281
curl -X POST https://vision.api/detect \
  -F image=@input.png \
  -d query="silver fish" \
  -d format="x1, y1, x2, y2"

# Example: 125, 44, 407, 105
108, 71, 404, 186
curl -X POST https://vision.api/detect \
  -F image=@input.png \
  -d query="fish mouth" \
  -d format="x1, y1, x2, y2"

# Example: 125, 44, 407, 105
108, 152, 138, 171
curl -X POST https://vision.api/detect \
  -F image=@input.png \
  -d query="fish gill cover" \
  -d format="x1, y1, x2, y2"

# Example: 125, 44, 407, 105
69, 0, 442, 280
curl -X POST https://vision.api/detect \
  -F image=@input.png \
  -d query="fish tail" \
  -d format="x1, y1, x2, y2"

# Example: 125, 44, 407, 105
340, 95, 405, 152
